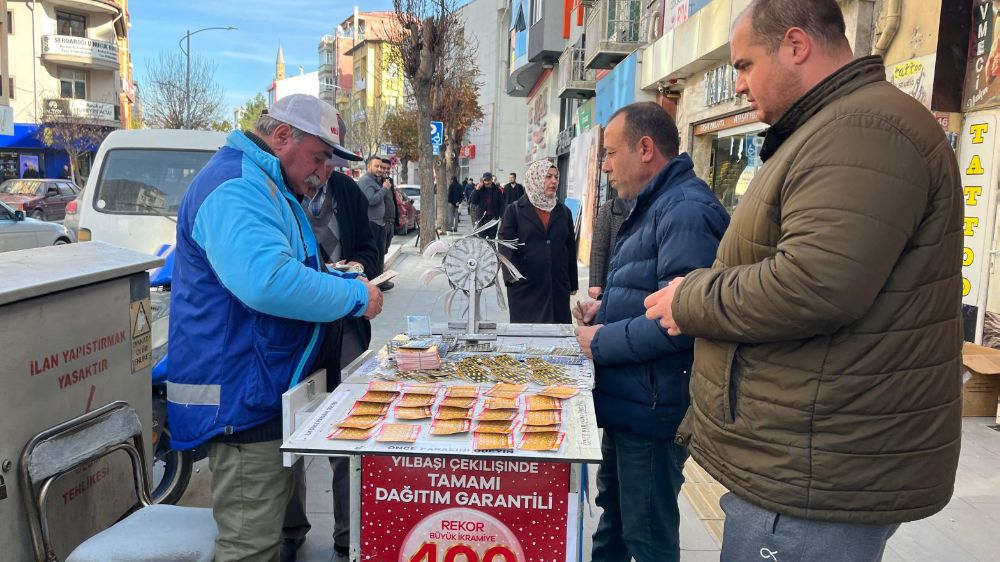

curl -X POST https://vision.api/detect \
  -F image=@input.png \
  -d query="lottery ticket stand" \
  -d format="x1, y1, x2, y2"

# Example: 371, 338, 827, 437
282, 323, 602, 562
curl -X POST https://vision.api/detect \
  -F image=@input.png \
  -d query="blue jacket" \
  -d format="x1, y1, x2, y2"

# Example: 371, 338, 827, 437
592, 153, 729, 439
167, 131, 369, 450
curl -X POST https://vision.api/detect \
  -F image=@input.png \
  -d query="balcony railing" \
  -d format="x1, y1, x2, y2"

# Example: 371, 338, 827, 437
584, 0, 643, 69
41, 35, 119, 70
558, 46, 596, 99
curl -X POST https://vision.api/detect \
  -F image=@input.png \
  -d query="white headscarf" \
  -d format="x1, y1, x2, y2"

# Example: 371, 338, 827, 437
524, 158, 557, 212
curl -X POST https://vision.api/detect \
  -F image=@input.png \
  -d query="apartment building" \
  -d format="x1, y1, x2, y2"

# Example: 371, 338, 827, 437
1, 0, 133, 180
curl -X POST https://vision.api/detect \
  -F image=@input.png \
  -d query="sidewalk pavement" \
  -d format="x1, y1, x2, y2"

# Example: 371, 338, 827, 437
178, 205, 1000, 561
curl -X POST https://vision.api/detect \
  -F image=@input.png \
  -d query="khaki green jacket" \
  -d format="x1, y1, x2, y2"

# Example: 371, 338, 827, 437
674, 56, 963, 524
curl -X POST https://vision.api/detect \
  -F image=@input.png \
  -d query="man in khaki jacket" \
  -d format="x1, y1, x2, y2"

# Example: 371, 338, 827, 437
644, 0, 963, 559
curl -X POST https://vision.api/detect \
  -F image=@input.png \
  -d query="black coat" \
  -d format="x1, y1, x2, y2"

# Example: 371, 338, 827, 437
503, 182, 525, 206
499, 196, 578, 324
306, 172, 380, 389
448, 181, 464, 205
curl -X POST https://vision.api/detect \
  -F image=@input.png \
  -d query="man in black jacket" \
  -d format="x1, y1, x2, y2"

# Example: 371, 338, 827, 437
503, 172, 525, 209
281, 169, 379, 562
447, 176, 464, 232
470, 172, 504, 238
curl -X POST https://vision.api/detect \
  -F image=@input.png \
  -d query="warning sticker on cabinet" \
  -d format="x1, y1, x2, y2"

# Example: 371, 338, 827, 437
130, 299, 152, 372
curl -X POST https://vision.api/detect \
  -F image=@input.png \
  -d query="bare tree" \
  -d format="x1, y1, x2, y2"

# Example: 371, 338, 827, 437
432, 27, 483, 230
342, 97, 391, 161
142, 51, 226, 130
393, 0, 458, 247
36, 113, 113, 185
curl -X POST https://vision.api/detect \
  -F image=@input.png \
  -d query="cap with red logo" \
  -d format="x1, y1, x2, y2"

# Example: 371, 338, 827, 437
267, 94, 362, 161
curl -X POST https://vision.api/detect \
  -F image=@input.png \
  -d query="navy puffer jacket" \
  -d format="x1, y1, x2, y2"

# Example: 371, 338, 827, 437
592, 153, 729, 439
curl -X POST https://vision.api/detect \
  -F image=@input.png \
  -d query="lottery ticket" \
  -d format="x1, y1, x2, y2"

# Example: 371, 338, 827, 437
474, 420, 517, 434
349, 401, 391, 417
483, 396, 519, 410
517, 431, 565, 451
473, 432, 514, 451
394, 406, 433, 420
397, 393, 437, 408
523, 410, 563, 426
367, 381, 403, 393
440, 396, 478, 409
475, 408, 518, 422
359, 391, 398, 403
525, 395, 562, 411
376, 423, 421, 443
430, 418, 472, 435
537, 385, 581, 399
335, 415, 383, 429
327, 427, 375, 440
435, 406, 474, 420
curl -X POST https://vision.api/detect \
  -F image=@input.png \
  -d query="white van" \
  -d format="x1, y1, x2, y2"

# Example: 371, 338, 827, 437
76, 129, 227, 254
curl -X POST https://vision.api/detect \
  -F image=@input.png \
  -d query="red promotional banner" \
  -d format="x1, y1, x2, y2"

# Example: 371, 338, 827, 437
362, 456, 570, 562
459, 145, 476, 159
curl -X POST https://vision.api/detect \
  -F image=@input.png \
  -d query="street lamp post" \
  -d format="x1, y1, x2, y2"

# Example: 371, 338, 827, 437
178, 26, 237, 129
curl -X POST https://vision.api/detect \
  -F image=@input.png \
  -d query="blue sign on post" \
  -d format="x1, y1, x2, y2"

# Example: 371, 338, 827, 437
433, 144, 440, 156
430, 121, 444, 146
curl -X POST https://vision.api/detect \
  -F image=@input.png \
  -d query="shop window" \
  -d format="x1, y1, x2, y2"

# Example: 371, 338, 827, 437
59, 68, 87, 100
707, 132, 765, 212
56, 11, 86, 38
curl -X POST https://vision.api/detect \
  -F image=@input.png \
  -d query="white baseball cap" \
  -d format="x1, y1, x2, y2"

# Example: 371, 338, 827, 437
267, 94, 362, 161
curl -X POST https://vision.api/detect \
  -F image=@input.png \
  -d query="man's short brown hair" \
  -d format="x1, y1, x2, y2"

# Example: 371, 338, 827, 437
746, 0, 847, 53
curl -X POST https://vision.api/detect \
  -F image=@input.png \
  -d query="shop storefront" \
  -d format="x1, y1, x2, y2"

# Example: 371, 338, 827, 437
691, 108, 766, 213
0, 123, 72, 181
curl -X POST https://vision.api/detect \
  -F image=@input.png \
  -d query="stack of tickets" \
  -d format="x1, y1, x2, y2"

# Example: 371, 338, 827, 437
473, 383, 524, 450
395, 345, 442, 370
328, 382, 403, 440
517, 392, 565, 451
393, 382, 438, 419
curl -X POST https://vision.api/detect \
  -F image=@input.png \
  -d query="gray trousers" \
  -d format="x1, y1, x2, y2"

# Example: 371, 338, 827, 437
720, 493, 899, 562
209, 440, 292, 562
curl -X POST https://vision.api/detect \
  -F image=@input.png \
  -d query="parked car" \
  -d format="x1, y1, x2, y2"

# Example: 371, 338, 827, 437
394, 188, 418, 235
0, 200, 73, 252
0, 178, 80, 221
398, 184, 421, 213
76, 129, 227, 254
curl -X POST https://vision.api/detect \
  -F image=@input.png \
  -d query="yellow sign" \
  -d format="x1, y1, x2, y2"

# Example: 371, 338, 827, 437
130, 299, 152, 372
960, 114, 997, 305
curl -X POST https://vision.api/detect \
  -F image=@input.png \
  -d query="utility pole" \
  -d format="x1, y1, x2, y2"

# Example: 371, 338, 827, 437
178, 26, 237, 129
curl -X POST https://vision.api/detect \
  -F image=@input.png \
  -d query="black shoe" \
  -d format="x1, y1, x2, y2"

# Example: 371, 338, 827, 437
378, 281, 394, 291
279, 538, 304, 562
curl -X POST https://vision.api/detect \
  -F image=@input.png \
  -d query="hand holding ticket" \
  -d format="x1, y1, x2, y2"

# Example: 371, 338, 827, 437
368, 270, 399, 287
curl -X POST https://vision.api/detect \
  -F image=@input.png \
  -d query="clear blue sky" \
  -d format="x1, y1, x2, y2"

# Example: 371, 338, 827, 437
130, 1, 398, 116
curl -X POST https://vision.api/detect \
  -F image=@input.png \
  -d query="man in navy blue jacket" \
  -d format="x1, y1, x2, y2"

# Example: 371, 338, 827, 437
574, 102, 729, 562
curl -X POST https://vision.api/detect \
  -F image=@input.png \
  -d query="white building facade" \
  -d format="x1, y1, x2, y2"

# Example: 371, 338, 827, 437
458, 0, 529, 181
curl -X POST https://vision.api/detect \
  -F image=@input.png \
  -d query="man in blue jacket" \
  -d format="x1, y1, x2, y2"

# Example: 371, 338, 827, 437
574, 102, 729, 562
169, 94, 383, 562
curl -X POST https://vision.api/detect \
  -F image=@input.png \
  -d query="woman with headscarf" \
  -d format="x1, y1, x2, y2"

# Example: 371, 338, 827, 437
498, 158, 578, 324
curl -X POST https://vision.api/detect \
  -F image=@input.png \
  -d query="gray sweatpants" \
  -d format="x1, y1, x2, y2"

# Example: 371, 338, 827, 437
720, 493, 899, 562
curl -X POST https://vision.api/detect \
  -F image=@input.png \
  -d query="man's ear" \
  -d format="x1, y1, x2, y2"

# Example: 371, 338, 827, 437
271, 123, 292, 151
640, 137, 657, 163
784, 27, 811, 64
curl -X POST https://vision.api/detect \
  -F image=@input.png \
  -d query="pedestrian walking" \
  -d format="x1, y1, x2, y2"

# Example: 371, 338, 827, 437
498, 159, 577, 323
448, 176, 464, 232
470, 172, 503, 238
380, 173, 397, 291
573, 102, 729, 562
644, 1, 963, 559
168, 94, 382, 562
358, 156, 389, 278
587, 196, 630, 299
502, 172, 525, 210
